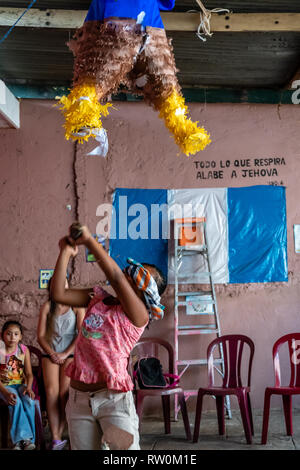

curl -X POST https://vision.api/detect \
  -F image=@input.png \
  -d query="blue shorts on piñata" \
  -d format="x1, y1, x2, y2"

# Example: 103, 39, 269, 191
85, 0, 175, 28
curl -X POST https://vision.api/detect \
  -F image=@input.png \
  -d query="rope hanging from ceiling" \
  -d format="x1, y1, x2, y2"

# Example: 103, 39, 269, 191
194, 0, 230, 41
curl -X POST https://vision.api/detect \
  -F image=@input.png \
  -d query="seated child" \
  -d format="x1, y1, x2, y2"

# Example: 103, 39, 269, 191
50, 222, 167, 450
0, 321, 36, 450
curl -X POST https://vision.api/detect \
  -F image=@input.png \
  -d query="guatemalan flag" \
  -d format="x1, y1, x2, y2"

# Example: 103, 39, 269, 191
108, 186, 288, 284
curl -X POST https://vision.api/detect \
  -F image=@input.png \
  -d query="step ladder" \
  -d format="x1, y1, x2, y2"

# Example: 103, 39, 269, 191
173, 217, 231, 419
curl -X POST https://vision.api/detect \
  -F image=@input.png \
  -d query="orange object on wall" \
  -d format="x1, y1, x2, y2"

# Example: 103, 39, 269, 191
175, 218, 206, 246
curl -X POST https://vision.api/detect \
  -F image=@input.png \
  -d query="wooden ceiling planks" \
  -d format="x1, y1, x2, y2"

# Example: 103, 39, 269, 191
1, 27, 299, 88
0, 1, 300, 89
173, 32, 300, 88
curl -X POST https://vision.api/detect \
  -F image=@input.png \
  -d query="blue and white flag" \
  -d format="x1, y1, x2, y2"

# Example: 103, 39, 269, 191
109, 186, 288, 284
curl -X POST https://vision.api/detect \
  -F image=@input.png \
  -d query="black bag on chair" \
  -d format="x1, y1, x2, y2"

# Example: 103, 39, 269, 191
133, 357, 167, 389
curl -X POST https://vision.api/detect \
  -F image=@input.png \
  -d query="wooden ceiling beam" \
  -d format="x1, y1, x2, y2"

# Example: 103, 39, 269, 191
1, 9, 300, 32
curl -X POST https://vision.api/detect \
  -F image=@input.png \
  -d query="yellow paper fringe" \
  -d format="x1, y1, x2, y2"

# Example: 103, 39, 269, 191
158, 90, 211, 156
57, 85, 112, 143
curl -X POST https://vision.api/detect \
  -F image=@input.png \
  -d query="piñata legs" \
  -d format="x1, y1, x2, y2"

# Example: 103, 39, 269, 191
130, 27, 211, 155
59, 19, 211, 154
59, 20, 143, 143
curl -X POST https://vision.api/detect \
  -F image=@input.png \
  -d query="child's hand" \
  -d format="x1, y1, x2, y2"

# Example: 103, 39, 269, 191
4, 391, 17, 406
59, 237, 79, 257
69, 223, 92, 246
49, 352, 62, 364
55, 352, 69, 364
23, 387, 35, 400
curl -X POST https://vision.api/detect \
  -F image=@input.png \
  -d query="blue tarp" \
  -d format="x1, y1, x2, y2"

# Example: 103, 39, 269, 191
228, 186, 288, 283
109, 186, 288, 284
109, 188, 168, 278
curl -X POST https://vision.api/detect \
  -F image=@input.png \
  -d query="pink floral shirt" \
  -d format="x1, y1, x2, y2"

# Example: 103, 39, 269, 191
65, 286, 146, 392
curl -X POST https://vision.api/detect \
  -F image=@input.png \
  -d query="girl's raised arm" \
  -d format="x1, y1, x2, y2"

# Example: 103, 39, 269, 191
50, 238, 92, 308
73, 225, 149, 328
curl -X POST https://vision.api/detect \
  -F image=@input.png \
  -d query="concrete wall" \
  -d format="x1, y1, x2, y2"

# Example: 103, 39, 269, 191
0, 99, 299, 413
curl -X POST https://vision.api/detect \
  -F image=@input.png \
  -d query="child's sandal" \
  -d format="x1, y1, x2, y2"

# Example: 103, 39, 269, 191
51, 439, 68, 450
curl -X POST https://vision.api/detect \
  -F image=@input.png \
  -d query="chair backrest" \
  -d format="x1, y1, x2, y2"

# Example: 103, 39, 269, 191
130, 337, 174, 386
272, 333, 300, 388
207, 334, 255, 388
26, 345, 43, 402
27, 345, 42, 376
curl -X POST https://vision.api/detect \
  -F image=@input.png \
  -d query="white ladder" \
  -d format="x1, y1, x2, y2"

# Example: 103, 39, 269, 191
173, 217, 231, 419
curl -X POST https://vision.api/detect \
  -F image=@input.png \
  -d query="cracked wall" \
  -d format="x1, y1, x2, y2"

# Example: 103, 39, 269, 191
0, 99, 299, 412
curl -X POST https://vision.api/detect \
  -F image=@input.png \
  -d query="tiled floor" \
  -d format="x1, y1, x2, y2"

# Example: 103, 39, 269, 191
140, 408, 300, 450
1, 408, 300, 451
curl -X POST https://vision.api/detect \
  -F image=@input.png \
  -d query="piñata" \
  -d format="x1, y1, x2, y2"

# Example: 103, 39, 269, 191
58, 0, 211, 156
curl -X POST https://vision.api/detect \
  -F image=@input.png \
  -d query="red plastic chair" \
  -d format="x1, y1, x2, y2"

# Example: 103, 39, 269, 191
193, 334, 255, 445
0, 345, 46, 449
27, 345, 46, 449
261, 333, 300, 444
130, 337, 191, 440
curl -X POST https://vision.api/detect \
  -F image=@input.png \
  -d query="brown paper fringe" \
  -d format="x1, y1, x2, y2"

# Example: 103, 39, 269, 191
68, 21, 181, 107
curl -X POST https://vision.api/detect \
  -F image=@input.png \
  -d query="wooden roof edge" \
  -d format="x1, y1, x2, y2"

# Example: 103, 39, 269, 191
1, 10, 300, 32
5, 83, 299, 105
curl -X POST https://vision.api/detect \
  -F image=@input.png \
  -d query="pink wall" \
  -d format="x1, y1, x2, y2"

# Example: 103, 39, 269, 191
0, 99, 300, 413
